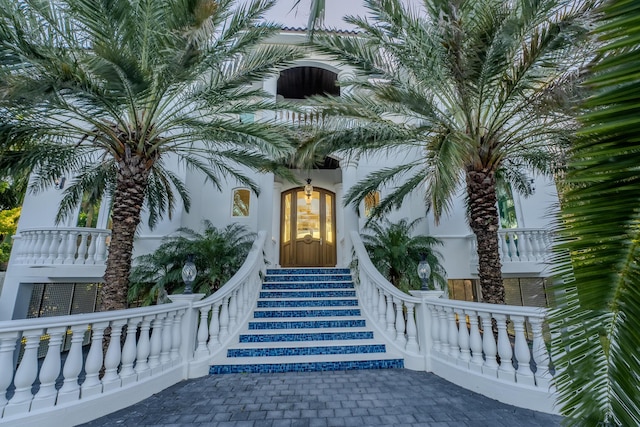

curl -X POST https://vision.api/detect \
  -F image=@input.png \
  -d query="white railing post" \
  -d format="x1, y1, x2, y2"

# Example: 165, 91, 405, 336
228, 290, 238, 332
457, 311, 471, 368
0, 332, 18, 413
119, 317, 141, 386
479, 312, 499, 377
446, 307, 460, 360
207, 303, 221, 353
466, 311, 484, 373
5, 329, 43, 416
393, 297, 407, 348
495, 314, 516, 382
148, 314, 165, 375
160, 312, 174, 368
57, 324, 87, 404
102, 320, 126, 392
75, 231, 89, 264
195, 306, 211, 358
218, 297, 230, 343
135, 316, 153, 380
512, 315, 535, 386
31, 327, 66, 410
404, 302, 419, 353
81, 321, 109, 398
170, 311, 182, 364
385, 293, 395, 334
530, 316, 552, 389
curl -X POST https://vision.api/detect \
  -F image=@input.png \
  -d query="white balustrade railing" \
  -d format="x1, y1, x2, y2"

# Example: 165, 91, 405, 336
13, 227, 112, 266
191, 231, 267, 360
469, 228, 553, 264
350, 230, 556, 413
0, 230, 268, 427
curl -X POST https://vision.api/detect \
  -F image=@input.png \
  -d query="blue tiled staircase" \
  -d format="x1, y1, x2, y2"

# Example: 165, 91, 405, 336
209, 268, 404, 374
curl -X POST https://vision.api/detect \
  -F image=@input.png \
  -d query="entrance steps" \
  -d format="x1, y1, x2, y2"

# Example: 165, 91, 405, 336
209, 268, 404, 374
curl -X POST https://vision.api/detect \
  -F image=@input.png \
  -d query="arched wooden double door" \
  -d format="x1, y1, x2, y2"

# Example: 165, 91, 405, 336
280, 187, 336, 267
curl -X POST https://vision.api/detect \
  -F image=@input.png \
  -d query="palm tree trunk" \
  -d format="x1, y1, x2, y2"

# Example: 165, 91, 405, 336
99, 153, 150, 311
466, 169, 505, 304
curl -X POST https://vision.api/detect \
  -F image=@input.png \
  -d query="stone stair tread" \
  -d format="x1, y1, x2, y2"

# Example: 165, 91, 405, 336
249, 315, 364, 323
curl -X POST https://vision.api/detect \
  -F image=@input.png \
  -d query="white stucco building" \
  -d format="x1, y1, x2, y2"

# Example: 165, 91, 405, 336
0, 0, 558, 321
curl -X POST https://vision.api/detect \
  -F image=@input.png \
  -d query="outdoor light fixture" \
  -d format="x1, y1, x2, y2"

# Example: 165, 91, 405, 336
304, 178, 313, 204
417, 253, 431, 291
54, 177, 66, 190
181, 254, 197, 294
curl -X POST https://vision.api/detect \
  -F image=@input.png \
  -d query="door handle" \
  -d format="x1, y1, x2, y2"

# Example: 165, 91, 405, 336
320, 238, 323, 246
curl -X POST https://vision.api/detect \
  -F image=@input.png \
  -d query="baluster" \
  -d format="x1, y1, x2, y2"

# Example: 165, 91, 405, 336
0, 332, 19, 410
500, 232, 509, 262
393, 297, 407, 347
55, 230, 68, 264
45, 230, 58, 264
160, 312, 174, 367
438, 305, 450, 355
466, 311, 484, 373
228, 290, 238, 332
65, 230, 78, 264
170, 310, 183, 364
195, 306, 212, 358
85, 231, 98, 264
479, 312, 499, 376
31, 327, 66, 410
4, 329, 43, 415
370, 280, 379, 321
95, 232, 109, 263
519, 231, 531, 261
385, 293, 395, 333
208, 303, 221, 353
81, 321, 109, 397
457, 311, 471, 367
148, 315, 164, 374
135, 316, 153, 380
377, 288, 386, 327
37, 231, 51, 264
511, 315, 535, 385
218, 297, 230, 343
75, 231, 89, 264
119, 317, 141, 385
495, 314, 516, 382
103, 320, 126, 392
430, 305, 441, 353
405, 302, 419, 353
530, 316, 552, 389
57, 325, 87, 404
238, 283, 247, 319
446, 308, 459, 360
507, 232, 518, 261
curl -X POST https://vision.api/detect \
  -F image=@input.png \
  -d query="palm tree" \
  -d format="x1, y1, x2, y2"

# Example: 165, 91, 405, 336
550, 1, 640, 424
129, 221, 255, 306
361, 217, 446, 293
300, 0, 595, 304
0, 0, 301, 311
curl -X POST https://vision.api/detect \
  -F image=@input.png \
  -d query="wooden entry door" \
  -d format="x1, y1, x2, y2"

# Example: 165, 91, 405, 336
280, 187, 336, 267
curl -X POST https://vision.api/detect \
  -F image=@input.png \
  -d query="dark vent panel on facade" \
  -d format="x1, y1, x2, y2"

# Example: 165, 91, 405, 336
278, 67, 340, 100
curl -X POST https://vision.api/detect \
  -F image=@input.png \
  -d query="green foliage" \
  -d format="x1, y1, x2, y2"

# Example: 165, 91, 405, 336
298, 0, 596, 302
550, 1, 640, 425
0, 206, 20, 263
361, 218, 446, 293
128, 221, 255, 306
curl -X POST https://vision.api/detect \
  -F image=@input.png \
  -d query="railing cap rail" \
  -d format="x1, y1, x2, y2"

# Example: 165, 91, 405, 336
425, 297, 547, 318
18, 227, 112, 234
0, 301, 189, 334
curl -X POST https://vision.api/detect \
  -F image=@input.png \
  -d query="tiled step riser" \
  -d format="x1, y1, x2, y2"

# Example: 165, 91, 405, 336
262, 283, 354, 290
266, 268, 351, 275
260, 291, 356, 298
257, 300, 358, 308
254, 309, 361, 318
248, 320, 366, 330
210, 359, 404, 374
239, 332, 374, 343
228, 344, 387, 358
264, 275, 352, 283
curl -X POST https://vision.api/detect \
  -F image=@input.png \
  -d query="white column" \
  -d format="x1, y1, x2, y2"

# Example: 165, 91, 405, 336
258, 172, 275, 263
271, 182, 282, 267
334, 183, 345, 267
340, 159, 359, 267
